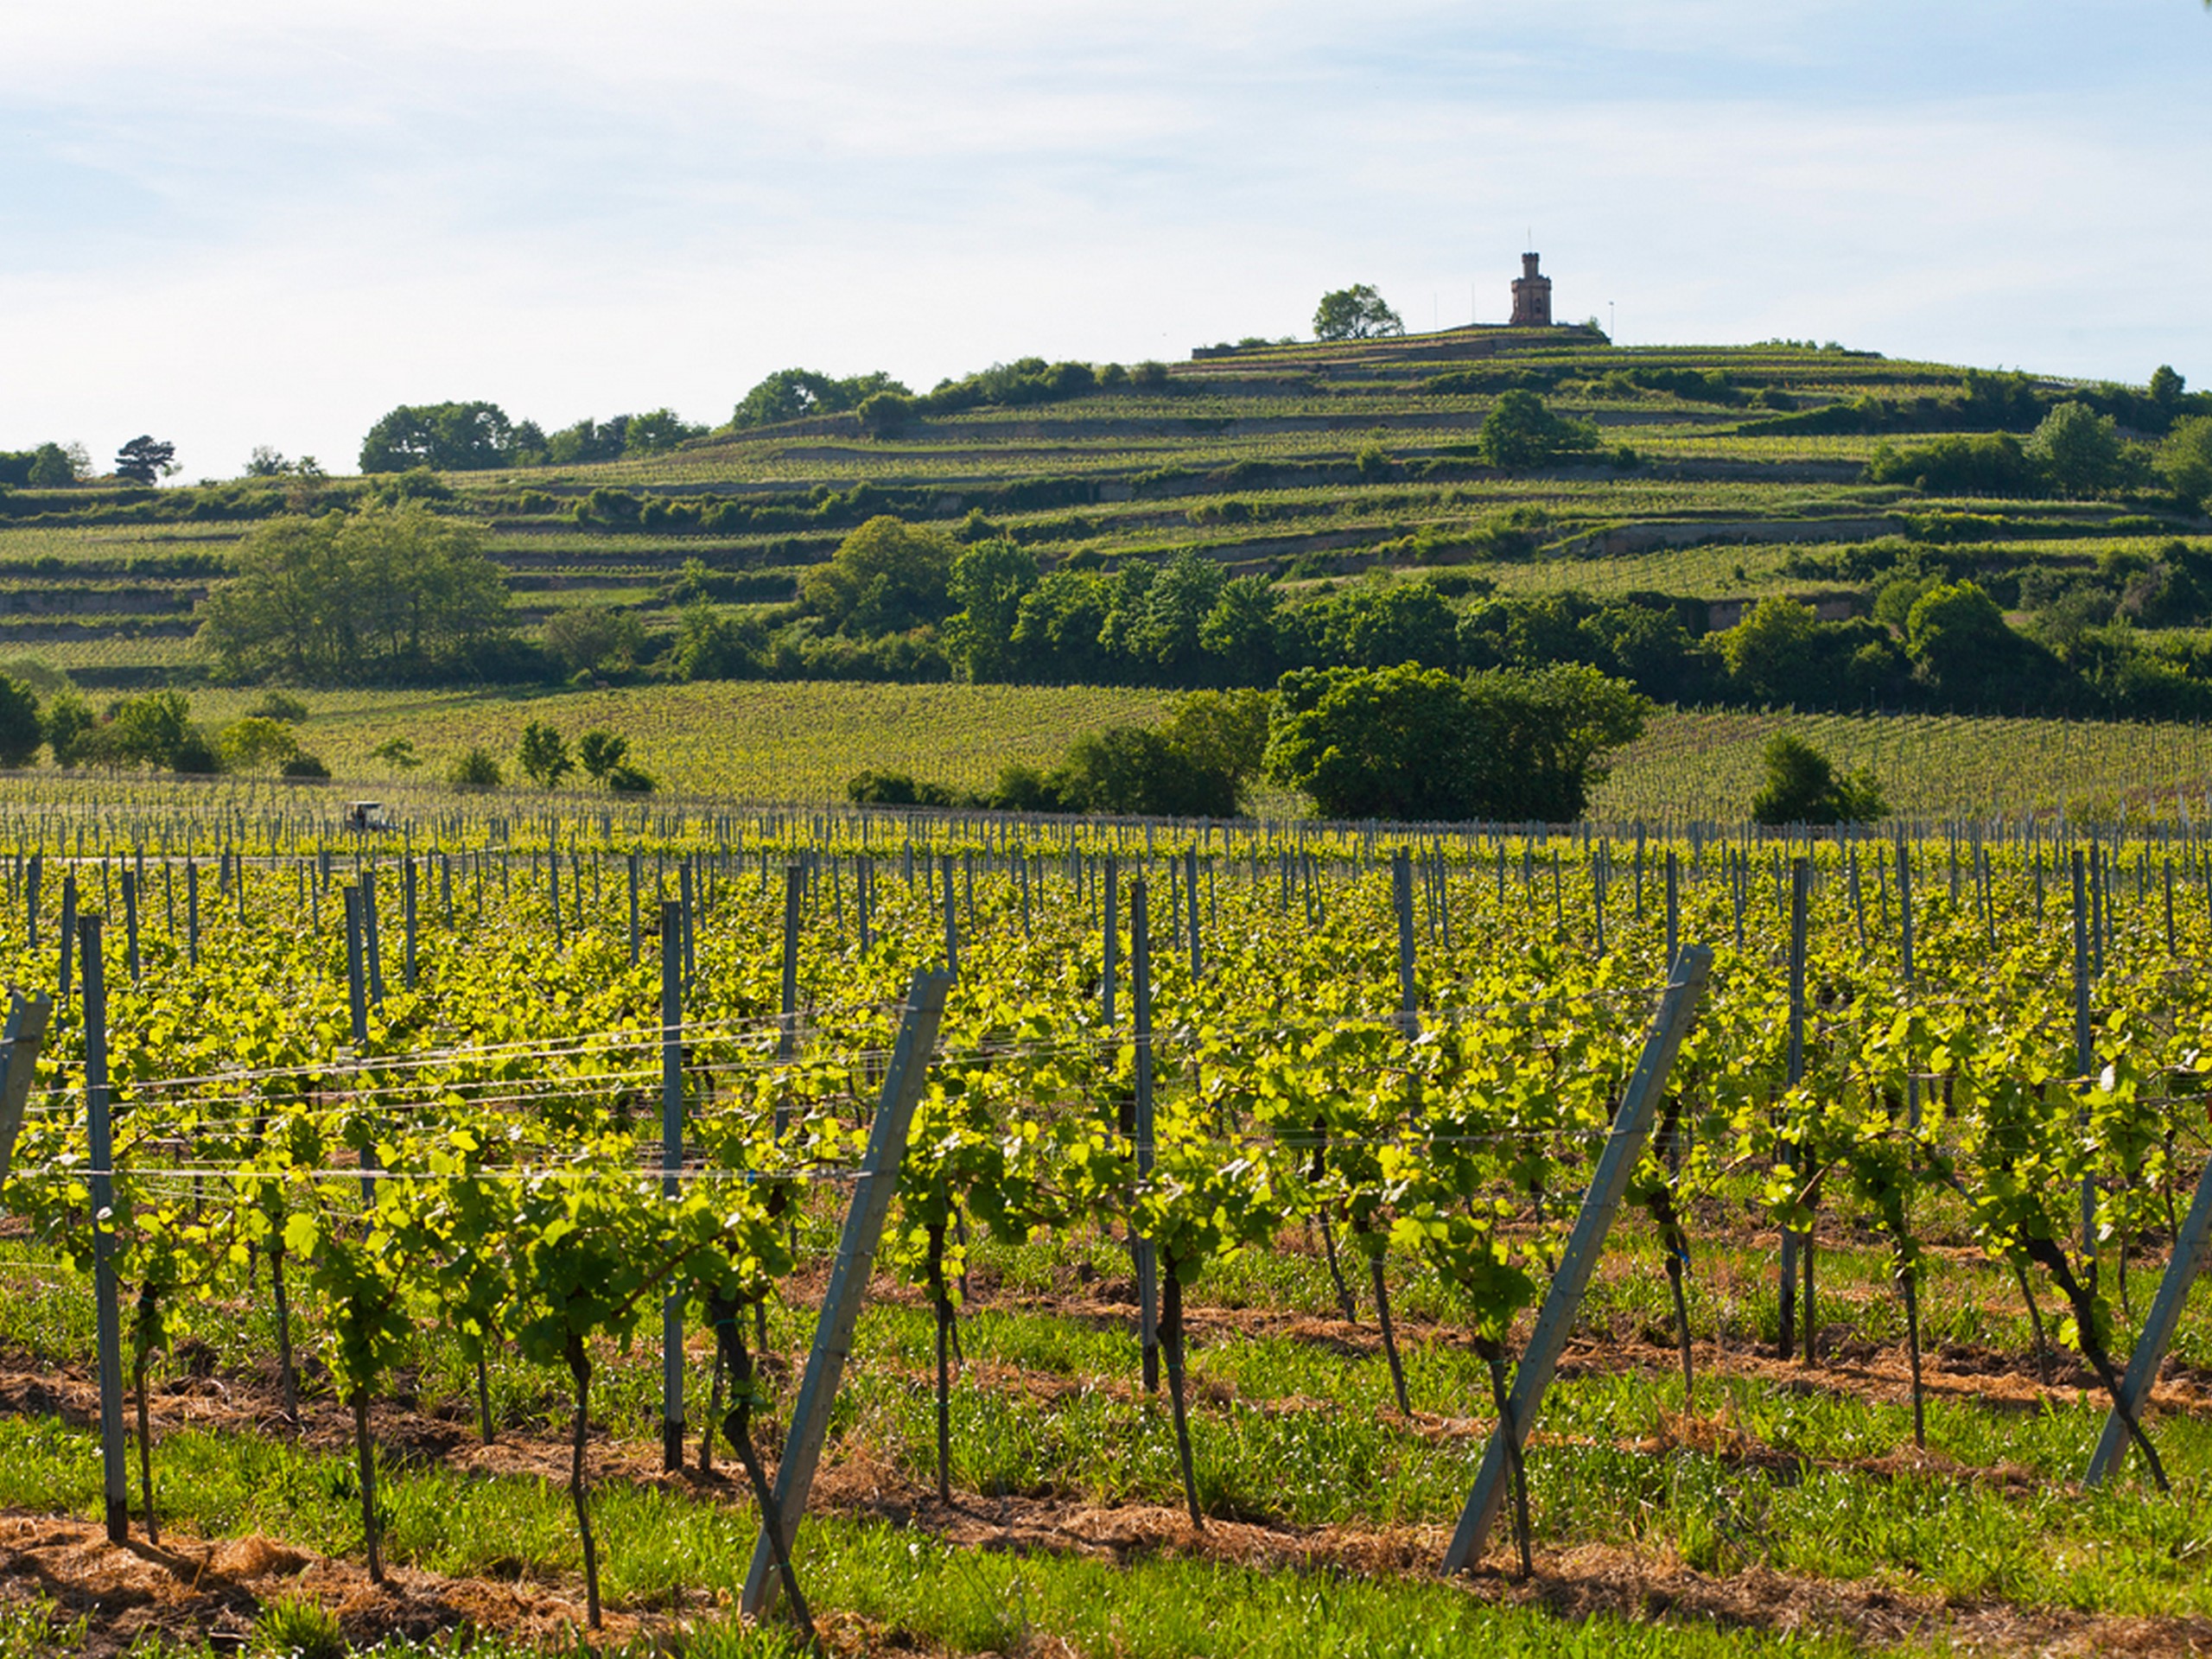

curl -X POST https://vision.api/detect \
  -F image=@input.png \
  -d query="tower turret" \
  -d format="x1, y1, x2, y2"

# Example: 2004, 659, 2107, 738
1510, 251, 1553, 327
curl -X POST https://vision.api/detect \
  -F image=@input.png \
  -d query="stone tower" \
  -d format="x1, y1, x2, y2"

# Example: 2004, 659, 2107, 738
1510, 251, 1553, 327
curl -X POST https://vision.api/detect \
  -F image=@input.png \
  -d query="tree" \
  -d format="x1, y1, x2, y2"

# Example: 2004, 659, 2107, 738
1265, 661, 1646, 821
114, 435, 177, 486
0, 676, 40, 769
576, 730, 628, 780
218, 716, 301, 772
1475, 391, 1599, 469
104, 690, 196, 769
1905, 580, 2015, 694
1718, 597, 1819, 704
245, 446, 291, 478
2158, 416, 2212, 510
1750, 733, 1886, 825
1161, 690, 1272, 793
42, 691, 96, 768
517, 721, 574, 788
800, 516, 957, 636
2026, 402, 2126, 497
27, 443, 76, 487
371, 736, 422, 770
728, 369, 908, 429
247, 690, 310, 723
857, 391, 914, 436
1313, 285, 1404, 342
944, 540, 1040, 681
196, 503, 511, 683
620, 409, 706, 455
358, 402, 517, 473
605, 762, 657, 794
543, 606, 647, 677
1052, 727, 1238, 817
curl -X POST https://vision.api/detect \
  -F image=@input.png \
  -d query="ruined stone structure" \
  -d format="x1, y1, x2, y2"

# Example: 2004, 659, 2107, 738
1510, 251, 1553, 327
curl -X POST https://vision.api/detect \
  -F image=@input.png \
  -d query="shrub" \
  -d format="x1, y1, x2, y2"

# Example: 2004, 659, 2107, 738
245, 690, 309, 723
1750, 733, 1886, 825
847, 769, 956, 808
281, 753, 332, 780
0, 675, 40, 769
448, 747, 502, 790
1475, 391, 1599, 469
605, 762, 658, 794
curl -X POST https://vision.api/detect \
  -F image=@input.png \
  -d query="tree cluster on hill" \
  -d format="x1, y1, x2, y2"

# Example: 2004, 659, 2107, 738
358, 402, 707, 473
651, 513, 2212, 720
0, 442, 88, 487
847, 666, 1647, 824
195, 503, 512, 683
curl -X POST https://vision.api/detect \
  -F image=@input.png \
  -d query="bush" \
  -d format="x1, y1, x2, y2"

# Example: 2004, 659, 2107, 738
448, 747, 502, 790
1750, 733, 1885, 825
171, 728, 224, 776
605, 762, 658, 794
281, 753, 332, 780
847, 769, 956, 808
1475, 391, 1599, 469
0, 675, 40, 769
245, 690, 309, 723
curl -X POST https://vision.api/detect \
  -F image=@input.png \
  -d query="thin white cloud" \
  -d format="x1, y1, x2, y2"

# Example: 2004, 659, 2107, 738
1, 0, 2205, 472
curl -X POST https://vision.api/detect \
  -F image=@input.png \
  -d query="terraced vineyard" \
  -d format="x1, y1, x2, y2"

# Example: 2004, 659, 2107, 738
0, 330, 2197, 702
3, 796, 2212, 1656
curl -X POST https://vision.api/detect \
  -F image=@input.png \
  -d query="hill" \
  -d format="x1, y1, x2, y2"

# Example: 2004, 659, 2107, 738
0, 323, 2208, 812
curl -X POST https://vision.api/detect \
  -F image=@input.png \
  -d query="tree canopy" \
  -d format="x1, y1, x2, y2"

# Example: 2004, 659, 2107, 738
800, 516, 958, 636
1749, 733, 1886, 826
195, 503, 511, 683
728, 369, 909, 429
1475, 391, 1600, 469
359, 403, 518, 474
114, 435, 176, 486
1313, 285, 1404, 342
1265, 661, 1647, 821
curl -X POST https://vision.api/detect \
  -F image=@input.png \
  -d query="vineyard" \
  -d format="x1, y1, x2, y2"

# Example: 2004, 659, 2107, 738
2, 796, 2212, 1656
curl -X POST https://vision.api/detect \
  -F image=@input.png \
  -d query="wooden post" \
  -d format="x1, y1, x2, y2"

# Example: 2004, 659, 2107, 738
661, 899, 686, 1471
2073, 851, 2097, 1269
1132, 876, 1159, 1394
741, 969, 954, 1618
0, 992, 54, 1186
1392, 849, 1418, 1039
1441, 946, 1713, 1575
83, 917, 130, 1544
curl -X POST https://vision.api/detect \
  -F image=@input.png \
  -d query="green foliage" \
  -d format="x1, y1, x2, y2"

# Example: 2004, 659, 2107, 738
604, 760, 657, 793
516, 720, 574, 787
246, 690, 310, 723
1313, 284, 1403, 342
281, 752, 331, 779
0, 675, 40, 769
250, 1593, 346, 1659
196, 503, 511, 684
448, 745, 503, 789
1716, 598, 1818, 705
1267, 660, 1646, 820
577, 728, 629, 779
370, 735, 420, 770
1749, 732, 1885, 824
944, 539, 1041, 682
858, 391, 915, 435
218, 715, 301, 772
544, 606, 648, 677
847, 768, 957, 808
728, 368, 909, 429
801, 516, 957, 637
114, 435, 177, 485
1867, 432, 2036, 494
2159, 416, 2212, 509
1475, 390, 1599, 469
359, 401, 518, 473
2025, 402, 2128, 497
1052, 725, 1238, 817
41, 690, 95, 768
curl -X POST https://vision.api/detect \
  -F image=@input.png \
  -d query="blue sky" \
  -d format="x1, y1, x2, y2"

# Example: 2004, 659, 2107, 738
2, 0, 2206, 479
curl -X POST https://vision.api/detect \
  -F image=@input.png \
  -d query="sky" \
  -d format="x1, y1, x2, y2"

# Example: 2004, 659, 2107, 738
1, 0, 2207, 480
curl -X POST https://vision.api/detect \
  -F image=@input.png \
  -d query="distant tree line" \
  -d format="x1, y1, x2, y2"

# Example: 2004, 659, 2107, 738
849, 662, 1649, 824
